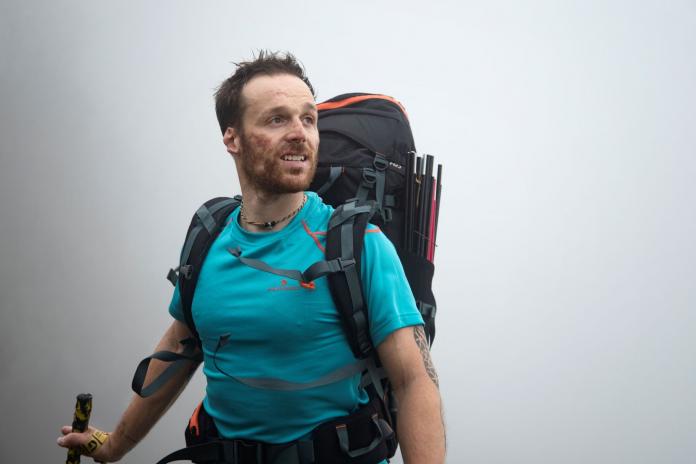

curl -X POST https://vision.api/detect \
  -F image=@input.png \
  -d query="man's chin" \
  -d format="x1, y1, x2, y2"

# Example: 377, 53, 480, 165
256, 177, 313, 195
278, 171, 315, 192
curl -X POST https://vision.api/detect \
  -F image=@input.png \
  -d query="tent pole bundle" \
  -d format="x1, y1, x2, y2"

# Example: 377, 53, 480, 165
404, 152, 442, 262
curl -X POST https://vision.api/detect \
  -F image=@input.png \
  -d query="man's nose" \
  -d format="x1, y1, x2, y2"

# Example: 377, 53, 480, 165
285, 117, 308, 143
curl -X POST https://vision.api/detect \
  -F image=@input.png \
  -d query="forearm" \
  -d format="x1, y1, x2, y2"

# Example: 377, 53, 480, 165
394, 376, 445, 464
106, 364, 195, 460
105, 321, 199, 460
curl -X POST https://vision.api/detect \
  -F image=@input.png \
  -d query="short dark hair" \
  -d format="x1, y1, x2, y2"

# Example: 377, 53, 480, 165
214, 51, 315, 134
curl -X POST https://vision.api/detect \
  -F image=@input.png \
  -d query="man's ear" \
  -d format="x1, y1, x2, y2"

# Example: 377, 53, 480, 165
223, 127, 240, 156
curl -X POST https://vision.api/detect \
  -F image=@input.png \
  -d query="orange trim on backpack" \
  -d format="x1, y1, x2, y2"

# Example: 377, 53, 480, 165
188, 402, 203, 437
317, 95, 409, 120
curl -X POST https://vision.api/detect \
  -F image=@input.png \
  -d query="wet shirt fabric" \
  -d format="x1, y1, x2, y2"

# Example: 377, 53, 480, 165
169, 191, 423, 444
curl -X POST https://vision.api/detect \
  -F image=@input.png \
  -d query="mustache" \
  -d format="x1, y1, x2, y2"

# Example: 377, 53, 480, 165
279, 140, 315, 154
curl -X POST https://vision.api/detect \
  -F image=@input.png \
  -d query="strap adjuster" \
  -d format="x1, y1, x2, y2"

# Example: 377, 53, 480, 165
337, 258, 356, 271
179, 265, 193, 280
381, 207, 393, 223
362, 168, 377, 185
373, 154, 388, 171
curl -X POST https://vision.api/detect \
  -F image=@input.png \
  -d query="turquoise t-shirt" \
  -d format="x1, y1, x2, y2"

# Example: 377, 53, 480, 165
169, 192, 423, 443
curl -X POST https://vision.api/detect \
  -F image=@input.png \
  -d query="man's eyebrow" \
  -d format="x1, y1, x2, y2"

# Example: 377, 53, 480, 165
303, 102, 318, 113
259, 105, 288, 116
260, 103, 317, 117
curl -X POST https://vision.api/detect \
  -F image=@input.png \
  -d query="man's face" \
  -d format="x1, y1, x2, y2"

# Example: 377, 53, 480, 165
225, 73, 319, 195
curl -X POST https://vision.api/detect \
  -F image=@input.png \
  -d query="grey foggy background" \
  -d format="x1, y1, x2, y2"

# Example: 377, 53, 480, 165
1, 0, 695, 462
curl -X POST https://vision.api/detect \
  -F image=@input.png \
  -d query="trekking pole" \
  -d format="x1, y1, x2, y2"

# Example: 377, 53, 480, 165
422, 155, 434, 258
408, 153, 418, 253
432, 163, 443, 261
66, 393, 93, 464
427, 171, 437, 262
404, 152, 415, 251
414, 156, 423, 254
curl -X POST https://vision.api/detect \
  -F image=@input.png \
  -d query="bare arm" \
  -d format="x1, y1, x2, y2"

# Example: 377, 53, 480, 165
377, 325, 445, 464
57, 320, 200, 462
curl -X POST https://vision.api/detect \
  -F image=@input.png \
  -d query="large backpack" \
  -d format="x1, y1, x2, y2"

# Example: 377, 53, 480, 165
131, 93, 441, 464
312, 93, 438, 343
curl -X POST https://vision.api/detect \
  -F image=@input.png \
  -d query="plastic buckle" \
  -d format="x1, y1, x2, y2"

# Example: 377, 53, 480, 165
373, 154, 388, 171
179, 265, 193, 280
381, 207, 393, 223
417, 301, 437, 320
358, 339, 373, 357
362, 168, 376, 185
338, 258, 356, 270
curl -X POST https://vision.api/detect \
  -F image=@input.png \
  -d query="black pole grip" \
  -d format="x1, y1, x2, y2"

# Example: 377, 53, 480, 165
66, 393, 92, 464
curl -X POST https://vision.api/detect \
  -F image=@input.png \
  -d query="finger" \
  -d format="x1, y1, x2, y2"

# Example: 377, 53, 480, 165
57, 431, 90, 448
61, 424, 95, 436
57, 432, 81, 448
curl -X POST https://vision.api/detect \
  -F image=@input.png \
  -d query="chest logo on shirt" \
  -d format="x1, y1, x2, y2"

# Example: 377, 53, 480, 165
267, 279, 316, 292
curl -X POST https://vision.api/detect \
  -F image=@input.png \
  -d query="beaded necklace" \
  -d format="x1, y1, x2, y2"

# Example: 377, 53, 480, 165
240, 194, 307, 230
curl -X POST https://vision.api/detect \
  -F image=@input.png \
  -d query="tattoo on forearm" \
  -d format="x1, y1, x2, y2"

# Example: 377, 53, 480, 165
414, 326, 439, 387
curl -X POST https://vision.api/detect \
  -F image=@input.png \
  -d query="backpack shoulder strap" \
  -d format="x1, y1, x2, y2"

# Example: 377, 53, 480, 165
325, 199, 378, 359
132, 196, 241, 398
172, 196, 242, 343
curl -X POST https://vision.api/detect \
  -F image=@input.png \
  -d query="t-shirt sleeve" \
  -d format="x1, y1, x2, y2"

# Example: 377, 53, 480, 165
169, 283, 185, 322
360, 226, 424, 347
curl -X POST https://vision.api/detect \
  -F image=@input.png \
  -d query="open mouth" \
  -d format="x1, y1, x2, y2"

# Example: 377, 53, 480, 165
281, 153, 307, 162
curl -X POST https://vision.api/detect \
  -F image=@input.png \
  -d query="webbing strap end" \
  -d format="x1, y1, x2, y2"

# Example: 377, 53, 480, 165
166, 268, 179, 286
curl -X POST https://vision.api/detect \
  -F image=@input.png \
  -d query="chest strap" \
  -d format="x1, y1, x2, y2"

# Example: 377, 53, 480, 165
227, 247, 354, 284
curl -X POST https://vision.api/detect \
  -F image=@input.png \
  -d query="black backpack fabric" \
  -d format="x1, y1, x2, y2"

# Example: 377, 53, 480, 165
311, 93, 436, 344
311, 93, 413, 240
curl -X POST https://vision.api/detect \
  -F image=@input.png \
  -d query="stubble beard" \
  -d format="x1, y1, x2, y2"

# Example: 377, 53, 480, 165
239, 132, 317, 195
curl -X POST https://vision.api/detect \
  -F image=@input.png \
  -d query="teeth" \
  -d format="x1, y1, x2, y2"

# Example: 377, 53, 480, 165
282, 154, 306, 161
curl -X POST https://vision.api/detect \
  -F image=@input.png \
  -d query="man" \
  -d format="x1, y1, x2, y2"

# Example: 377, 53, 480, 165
57, 52, 445, 463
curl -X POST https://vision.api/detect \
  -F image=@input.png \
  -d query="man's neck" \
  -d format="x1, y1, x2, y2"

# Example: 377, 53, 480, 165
238, 190, 306, 232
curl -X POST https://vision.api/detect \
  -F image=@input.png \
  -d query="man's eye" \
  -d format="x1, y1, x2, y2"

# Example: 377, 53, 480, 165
303, 115, 316, 125
269, 116, 284, 124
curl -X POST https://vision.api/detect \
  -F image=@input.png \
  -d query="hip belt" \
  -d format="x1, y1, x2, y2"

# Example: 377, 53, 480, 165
156, 398, 395, 464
